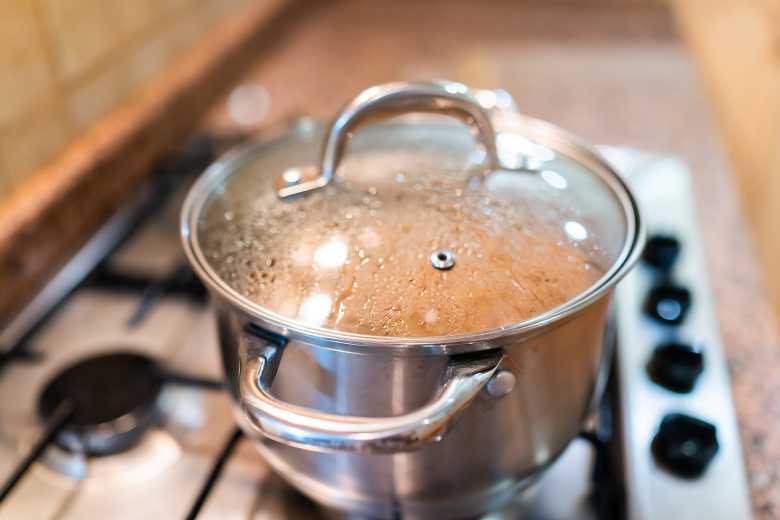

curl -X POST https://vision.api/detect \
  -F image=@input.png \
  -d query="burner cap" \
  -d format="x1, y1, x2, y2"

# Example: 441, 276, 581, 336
38, 352, 164, 456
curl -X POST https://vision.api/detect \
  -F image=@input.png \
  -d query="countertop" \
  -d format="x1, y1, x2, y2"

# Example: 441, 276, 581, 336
201, 1, 780, 516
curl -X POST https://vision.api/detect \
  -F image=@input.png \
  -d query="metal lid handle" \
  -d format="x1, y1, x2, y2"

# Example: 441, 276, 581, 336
278, 81, 501, 198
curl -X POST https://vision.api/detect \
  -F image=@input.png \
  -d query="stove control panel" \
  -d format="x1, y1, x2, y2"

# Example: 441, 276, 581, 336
600, 148, 752, 520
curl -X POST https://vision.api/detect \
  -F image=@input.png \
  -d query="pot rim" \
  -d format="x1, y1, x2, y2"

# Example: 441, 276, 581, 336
181, 112, 645, 353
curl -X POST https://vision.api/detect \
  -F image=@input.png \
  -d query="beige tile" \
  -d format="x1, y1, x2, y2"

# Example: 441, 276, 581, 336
0, 102, 69, 189
123, 26, 181, 95
111, 2, 150, 39
203, 0, 247, 21
0, 0, 55, 125
65, 58, 130, 131
0, 149, 10, 198
168, 4, 213, 55
181, 0, 251, 56
108, 0, 160, 41
121, 0, 226, 92
0, 0, 253, 203
40, 0, 120, 80
161, 0, 195, 14
164, 0, 254, 83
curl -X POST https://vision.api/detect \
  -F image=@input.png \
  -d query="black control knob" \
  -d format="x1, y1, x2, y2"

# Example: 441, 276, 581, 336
642, 234, 681, 270
644, 284, 692, 325
647, 342, 704, 393
651, 413, 719, 478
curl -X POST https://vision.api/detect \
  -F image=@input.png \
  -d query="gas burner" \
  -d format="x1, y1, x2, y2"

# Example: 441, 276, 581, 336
38, 352, 164, 456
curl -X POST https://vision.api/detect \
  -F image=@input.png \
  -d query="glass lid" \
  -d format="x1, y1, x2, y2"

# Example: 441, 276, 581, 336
186, 82, 636, 338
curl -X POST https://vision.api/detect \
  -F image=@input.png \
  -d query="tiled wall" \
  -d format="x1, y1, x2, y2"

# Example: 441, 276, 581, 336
0, 0, 246, 198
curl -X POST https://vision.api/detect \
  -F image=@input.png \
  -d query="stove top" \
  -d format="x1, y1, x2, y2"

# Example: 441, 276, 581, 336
0, 139, 752, 519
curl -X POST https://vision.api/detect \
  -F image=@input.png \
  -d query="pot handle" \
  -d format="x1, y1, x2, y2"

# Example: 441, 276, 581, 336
278, 80, 502, 198
238, 337, 504, 453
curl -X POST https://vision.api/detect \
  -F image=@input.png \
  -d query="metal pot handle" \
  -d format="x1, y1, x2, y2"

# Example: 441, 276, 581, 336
238, 335, 504, 453
278, 80, 502, 198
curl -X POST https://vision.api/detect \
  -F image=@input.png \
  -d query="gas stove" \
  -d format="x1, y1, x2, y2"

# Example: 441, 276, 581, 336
0, 138, 752, 519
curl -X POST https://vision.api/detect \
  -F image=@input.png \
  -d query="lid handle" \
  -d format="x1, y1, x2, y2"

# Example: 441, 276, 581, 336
278, 81, 501, 198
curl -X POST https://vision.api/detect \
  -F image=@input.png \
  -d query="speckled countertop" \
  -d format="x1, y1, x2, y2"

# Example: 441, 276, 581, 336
202, 1, 780, 516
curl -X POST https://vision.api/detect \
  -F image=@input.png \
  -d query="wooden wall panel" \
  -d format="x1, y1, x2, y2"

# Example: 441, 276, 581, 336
671, 0, 780, 316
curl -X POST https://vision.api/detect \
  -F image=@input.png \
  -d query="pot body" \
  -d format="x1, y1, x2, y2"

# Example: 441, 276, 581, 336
184, 81, 644, 518
215, 293, 612, 518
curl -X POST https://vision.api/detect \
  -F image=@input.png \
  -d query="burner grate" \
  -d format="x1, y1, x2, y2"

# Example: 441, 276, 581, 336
0, 401, 74, 503
0, 131, 244, 512
185, 427, 245, 520
0, 351, 224, 504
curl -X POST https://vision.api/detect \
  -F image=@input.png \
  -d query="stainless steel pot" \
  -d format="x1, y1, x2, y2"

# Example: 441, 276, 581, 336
182, 81, 644, 518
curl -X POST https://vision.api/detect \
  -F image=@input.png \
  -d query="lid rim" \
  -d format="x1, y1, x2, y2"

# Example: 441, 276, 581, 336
181, 113, 644, 352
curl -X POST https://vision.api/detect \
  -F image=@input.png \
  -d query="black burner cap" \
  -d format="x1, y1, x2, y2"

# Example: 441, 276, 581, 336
651, 413, 719, 478
38, 352, 164, 455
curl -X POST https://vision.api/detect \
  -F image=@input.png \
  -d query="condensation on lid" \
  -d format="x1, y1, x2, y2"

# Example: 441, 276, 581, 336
194, 120, 629, 337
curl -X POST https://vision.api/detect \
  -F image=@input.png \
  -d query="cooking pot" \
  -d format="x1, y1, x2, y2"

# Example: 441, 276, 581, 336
181, 81, 643, 518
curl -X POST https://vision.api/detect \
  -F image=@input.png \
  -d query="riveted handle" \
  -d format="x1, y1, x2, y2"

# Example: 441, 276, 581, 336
278, 81, 501, 198
237, 329, 504, 453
